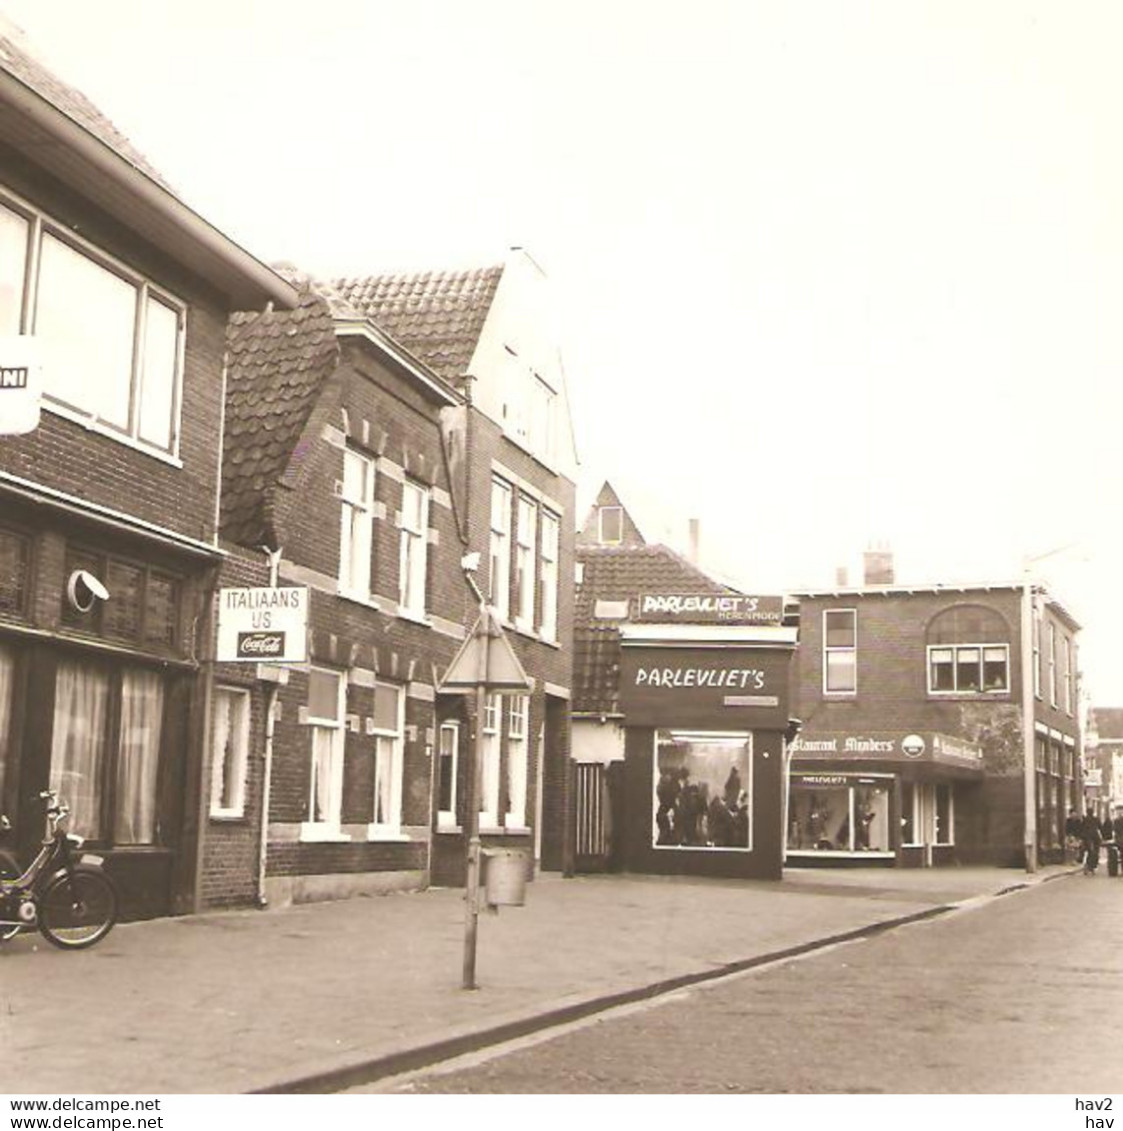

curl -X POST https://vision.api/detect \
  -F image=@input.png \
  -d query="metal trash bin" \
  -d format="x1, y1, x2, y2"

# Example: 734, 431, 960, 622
483, 849, 528, 908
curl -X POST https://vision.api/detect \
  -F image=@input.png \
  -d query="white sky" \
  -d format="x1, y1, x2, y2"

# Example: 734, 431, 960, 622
4, 0, 1121, 701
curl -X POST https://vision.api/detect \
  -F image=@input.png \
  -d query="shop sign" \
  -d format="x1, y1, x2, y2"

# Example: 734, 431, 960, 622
635, 593, 784, 625
0, 336, 42, 436
216, 587, 308, 663
790, 730, 983, 771
1084, 768, 1103, 788
619, 645, 791, 728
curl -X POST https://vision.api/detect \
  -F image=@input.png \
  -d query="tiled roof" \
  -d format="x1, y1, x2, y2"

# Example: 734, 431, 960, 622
330, 266, 504, 384
222, 288, 340, 547
0, 26, 173, 191
574, 544, 738, 715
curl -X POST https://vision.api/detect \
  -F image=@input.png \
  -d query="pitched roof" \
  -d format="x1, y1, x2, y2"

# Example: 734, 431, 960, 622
574, 544, 739, 715
0, 23, 172, 191
330, 266, 504, 384
222, 288, 340, 547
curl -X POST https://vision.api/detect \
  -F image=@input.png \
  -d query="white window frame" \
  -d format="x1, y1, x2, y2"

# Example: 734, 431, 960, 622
209, 686, 251, 819
900, 781, 921, 847
339, 448, 375, 600
598, 506, 623, 545
1, 189, 187, 460
505, 695, 529, 829
480, 693, 501, 828
437, 720, 460, 829
926, 643, 1010, 695
514, 496, 537, 633
1062, 635, 1072, 715
539, 510, 559, 643
368, 680, 405, 840
489, 479, 512, 621
398, 478, 430, 618
933, 783, 955, 846
1048, 623, 1058, 707
528, 374, 557, 465
301, 667, 349, 842
822, 608, 857, 694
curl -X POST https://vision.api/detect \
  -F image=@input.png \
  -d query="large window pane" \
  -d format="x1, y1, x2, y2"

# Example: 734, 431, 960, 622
824, 610, 855, 647
956, 647, 981, 691
930, 648, 954, 692
210, 687, 249, 817
0, 202, 28, 336
825, 651, 856, 693
37, 233, 136, 429
308, 669, 341, 722
115, 669, 164, 843
49, 660, 110, 840
653, 731, 751, 850
983, 646, 1008, 691
138, 296, 179, 450
0, 528, 30, 617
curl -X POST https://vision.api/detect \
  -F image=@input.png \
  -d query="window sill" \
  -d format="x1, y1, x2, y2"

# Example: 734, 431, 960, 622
436, 823, 463, 835
209, 811, 247, 823
500, 824, 532, 836
823, 691, 857, 698
927, 690, 1011, 699
396, 607, 432, 628
299, 824, 352, 843
366, 825, 409, 842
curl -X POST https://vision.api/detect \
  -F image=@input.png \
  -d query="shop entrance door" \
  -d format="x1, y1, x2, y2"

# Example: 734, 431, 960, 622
575, 762, 612, 872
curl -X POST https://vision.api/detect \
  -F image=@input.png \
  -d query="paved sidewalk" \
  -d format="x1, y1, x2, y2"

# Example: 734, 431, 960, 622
0, 864, 1075, 1094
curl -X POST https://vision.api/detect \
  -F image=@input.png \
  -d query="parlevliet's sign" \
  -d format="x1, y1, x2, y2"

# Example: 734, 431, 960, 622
0, 337, 42, 436
619, 645, 792, 729
216, 587, 309, 663
635, 593, 785, 625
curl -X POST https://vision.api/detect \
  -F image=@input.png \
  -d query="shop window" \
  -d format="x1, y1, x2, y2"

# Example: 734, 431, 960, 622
370, 681, 404, 837
398, 479, 429, 617
823, 609, 857, 693
437, 721, 459, 828
339, 448, 375, 600
0, 644, 14, 807
539, 511, 559, 642
900, 782, 917, 845
47, 660, 165, 845
934, 784, 953, 845
302, 668, 347, 840
489, 480, 512, 620
654, 731, 752, 850
787, 776, 891, 853
506, 695, 529, 828
0, 527, 30, 618
210, 687, 250, 819
114, 669, 164, 843
479, 693, 501, 827
515, 497, 537, 632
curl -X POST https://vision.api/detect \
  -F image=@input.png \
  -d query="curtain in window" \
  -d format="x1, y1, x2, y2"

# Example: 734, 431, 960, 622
0, 645, 13, 801
311, 727, 336, 823
374, 737, 395, 827
49, 660, 110, 839
114, 669, 164, 843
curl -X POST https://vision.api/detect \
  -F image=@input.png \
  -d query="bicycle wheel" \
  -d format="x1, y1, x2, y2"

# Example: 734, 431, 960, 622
37, 870, 117, 950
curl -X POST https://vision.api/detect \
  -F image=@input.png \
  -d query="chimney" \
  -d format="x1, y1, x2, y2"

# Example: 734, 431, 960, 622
863, 545, 895, 586
688, 518, 700, 565
835, 565, 849, 587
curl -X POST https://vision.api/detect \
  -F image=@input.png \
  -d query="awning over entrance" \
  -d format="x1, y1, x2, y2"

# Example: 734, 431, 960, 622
789, 730, 984, 777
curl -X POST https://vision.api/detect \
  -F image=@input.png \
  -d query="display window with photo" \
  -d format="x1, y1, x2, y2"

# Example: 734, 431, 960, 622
652, 731, 752, 851
787, 776, 892, 854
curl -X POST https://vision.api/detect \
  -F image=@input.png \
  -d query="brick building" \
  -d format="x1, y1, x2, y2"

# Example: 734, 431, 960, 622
332, 251, 578, 884
1083, 708, 1123, 819
0, 26, 296, 917
791, 551, 1082, 868
571, 485, 797, 880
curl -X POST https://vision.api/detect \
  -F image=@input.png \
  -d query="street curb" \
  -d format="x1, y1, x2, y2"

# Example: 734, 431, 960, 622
254, 871, 1076, 1094
255, 903, 954, 1094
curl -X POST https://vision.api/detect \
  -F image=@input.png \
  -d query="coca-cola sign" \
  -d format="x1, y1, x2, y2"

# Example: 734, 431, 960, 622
236, 632, 285, 658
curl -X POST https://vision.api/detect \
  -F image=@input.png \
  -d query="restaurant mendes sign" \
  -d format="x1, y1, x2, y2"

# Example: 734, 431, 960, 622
789, 731, 984, 772
619, 645, 792, 729
635, 593, 785, 625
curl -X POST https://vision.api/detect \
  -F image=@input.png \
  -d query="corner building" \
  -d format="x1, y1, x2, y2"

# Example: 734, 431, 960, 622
792, 557, 1081, 868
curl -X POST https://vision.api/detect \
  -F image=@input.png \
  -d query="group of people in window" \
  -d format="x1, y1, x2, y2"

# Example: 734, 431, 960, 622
655, 760, 749, 849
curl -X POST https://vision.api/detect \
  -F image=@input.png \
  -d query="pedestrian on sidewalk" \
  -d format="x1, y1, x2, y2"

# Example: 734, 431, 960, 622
1080, 809, 1103, 875
1066, 810, 1084, 866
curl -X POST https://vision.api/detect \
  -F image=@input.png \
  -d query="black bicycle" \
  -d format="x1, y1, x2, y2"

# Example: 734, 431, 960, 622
0, 791, 118, 949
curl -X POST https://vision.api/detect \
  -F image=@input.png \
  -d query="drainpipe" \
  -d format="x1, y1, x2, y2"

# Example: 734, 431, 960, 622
255, 546, 283, 907
1021, 576, 1038, 873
